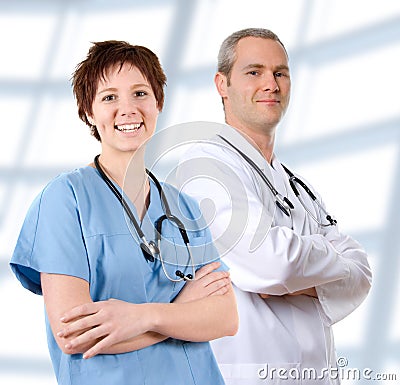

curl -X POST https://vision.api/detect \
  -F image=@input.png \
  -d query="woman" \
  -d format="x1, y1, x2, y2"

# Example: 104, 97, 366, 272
10, 40, 238, 385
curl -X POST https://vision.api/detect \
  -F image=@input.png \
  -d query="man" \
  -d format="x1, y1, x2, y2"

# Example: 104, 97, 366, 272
175, 28, 372, 384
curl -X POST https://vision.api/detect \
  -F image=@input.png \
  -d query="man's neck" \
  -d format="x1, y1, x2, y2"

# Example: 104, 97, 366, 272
248, 130, 275, 164
227, 121, 276, 164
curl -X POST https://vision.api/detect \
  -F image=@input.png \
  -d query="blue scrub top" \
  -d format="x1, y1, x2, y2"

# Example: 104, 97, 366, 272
10, 166, 225, 385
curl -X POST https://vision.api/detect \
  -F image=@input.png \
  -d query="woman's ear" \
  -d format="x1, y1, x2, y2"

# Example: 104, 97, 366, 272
86, 115, 95, 126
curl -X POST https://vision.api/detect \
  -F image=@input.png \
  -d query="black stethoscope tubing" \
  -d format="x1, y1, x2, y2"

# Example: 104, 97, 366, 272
94, 155, 195, 280
218, 135, 294, 217
281, 164, 337, 226
217, 135, 337, 227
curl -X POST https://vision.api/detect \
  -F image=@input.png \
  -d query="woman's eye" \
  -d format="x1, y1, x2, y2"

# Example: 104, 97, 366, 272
102, 94, 116, 102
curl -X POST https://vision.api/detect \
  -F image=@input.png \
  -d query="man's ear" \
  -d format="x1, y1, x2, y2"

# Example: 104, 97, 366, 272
214, 72, 228, 98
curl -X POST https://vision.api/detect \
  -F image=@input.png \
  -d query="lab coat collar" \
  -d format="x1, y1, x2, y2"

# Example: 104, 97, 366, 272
215, 124, 274, 174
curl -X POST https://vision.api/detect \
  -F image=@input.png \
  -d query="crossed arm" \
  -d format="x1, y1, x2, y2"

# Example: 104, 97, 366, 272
176, 151, 371, 316
41, 262, 238, 359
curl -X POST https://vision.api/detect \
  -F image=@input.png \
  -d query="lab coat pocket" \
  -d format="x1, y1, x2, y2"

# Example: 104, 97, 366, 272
219, 362, 301, 385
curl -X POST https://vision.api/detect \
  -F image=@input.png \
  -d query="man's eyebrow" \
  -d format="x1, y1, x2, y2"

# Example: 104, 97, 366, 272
241, 63, 289, 71
274, 64, 290, 71
241, 63, 265, 71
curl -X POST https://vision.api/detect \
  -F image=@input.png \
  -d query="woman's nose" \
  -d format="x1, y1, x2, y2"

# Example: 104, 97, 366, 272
119, 98, 138, 116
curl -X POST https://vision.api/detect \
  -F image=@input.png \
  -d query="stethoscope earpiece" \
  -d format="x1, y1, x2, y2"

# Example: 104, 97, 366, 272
176, 270, 194, 281
326, 215, 337, 226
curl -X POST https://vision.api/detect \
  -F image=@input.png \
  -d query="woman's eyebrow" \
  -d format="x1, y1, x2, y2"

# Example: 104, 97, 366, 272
97, 87, 117, 95
97, 83, 151, 95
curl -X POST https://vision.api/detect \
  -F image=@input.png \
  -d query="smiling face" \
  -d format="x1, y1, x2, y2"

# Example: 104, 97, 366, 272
89, 63, 159, 157
215, 37, 291, 140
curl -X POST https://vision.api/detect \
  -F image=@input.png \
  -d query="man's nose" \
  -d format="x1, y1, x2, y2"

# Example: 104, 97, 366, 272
262, 74, 279, 93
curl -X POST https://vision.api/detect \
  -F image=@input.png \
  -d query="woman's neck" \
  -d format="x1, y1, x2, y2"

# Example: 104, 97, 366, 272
98, 149, 150, 220
98, 152, 144, 186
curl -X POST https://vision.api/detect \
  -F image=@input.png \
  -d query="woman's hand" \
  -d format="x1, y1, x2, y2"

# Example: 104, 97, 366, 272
56, 261, 231, 359
58, 299, 154, 359
174, 261, 231, 303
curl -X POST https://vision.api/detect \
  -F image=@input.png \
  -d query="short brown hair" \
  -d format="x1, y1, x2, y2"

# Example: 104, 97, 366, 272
72, 40, 167, 141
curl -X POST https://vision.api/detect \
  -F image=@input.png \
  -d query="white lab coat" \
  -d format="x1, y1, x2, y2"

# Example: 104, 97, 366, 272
176, 124, 371, 385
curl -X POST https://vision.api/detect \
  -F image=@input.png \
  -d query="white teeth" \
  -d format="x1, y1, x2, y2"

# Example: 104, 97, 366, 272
116, 123, 142, 132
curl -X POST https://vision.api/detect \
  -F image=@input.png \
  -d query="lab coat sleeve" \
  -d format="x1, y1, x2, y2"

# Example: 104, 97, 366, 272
176, 144, 371, 324
312, 216, 371, 325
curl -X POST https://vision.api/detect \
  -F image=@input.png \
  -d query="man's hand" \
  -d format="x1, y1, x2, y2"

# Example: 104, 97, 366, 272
259, 287, 318, 299
288, 287, 318, 298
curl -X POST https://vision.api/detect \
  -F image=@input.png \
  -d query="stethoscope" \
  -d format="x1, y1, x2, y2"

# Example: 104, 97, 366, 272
94, 155, 195, 281
217, 136, 337, 227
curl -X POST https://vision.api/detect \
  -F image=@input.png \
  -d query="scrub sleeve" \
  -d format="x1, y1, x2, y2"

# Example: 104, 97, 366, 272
11, 176, 89, 294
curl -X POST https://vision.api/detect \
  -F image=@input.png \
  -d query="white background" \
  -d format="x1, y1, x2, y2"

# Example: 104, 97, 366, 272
0, 0, 399, 383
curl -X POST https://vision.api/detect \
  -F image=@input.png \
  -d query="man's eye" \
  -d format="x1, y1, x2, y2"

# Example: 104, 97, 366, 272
275, 72, 287, 78
102, 95, 116, 102
247, 71, 259, 76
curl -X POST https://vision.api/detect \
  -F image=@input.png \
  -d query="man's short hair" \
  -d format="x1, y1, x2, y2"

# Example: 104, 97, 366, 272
218, 28, 287, 85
